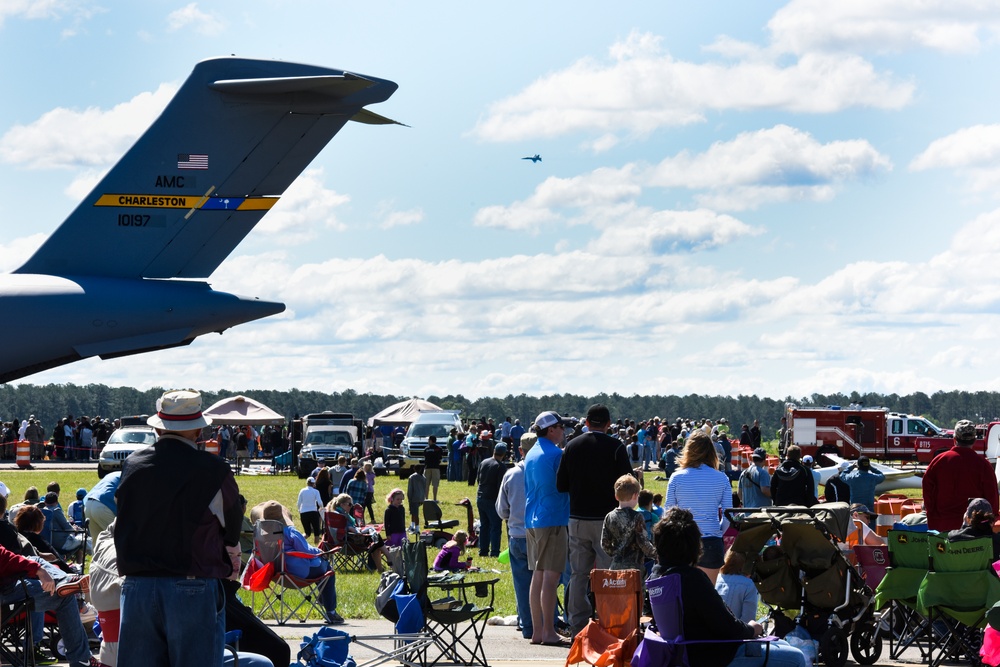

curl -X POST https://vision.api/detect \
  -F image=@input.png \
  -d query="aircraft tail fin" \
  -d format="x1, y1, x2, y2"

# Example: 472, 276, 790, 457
16, 57, 399, 279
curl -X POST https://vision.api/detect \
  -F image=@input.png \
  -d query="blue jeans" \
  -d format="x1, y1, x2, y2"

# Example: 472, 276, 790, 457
305, 564, 338, 615
2, 575, 90, 666
119, 575, 225, 667
642, 442, 655, 468
476, 497, 502, 557
508, 536, 532, 638
727, 639, 807, 667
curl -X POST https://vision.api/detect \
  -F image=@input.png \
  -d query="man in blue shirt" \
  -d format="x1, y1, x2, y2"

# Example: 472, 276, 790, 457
841, 456, 885, 513
737, 448, 772, 508
524, 410, 571, 647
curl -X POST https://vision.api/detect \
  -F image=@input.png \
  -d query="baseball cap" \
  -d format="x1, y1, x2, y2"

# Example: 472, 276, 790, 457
586, 404, 611, 425
802, 455, 814, 465
494, 443, 508, 456
752, 448, 767, 460
850, 503, 876, 517
534, 411, 570, 431
307, 477, 316, 485
966, 497, 993, 517
954, 419, 977, 442
858, 456, 871, 469
0, 482, 9, 499
838, 461, 852, 472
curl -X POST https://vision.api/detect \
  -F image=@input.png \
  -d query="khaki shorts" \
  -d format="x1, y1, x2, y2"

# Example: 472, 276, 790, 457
425, 467, 441, 491
526, 525, 568, 572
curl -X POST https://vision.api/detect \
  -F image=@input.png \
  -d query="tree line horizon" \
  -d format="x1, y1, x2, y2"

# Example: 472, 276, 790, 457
0, 384, 994, 438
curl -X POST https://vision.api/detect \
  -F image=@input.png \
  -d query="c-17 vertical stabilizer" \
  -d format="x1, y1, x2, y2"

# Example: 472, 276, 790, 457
0, 57, 399, 382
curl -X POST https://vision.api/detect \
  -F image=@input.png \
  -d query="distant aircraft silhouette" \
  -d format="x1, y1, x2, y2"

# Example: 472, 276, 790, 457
522, 154, 542, 163
0, 56, 401, 383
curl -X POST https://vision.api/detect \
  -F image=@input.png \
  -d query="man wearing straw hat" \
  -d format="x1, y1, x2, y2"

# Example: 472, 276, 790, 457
115, 389, 243, 667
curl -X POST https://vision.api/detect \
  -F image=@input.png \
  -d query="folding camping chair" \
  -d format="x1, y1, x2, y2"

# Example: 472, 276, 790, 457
917, 533, 1000, 667
400, 539, 497, 667
319, 511, 372, 573
0, 580, 35, 667
566, 569, 642, 667
245, 519, 335, 625
853, 545, 889, 590
874, 527, 935, 663
631, 573, 775, 667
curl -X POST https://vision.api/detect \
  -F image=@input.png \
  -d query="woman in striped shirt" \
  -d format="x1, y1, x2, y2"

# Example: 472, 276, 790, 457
664, 430, 732, 584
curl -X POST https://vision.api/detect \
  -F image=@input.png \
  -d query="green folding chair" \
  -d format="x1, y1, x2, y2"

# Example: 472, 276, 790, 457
917, 533, 1000, 667
874, 528, 934, 662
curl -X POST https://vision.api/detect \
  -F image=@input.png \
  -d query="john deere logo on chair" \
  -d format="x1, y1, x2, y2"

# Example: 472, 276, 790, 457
936, 542, 946, 553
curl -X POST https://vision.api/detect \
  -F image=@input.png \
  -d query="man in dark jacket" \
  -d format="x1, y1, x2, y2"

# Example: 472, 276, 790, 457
556, 404, 633, 637
770, 445, 817, 507
116, 390, 242, 667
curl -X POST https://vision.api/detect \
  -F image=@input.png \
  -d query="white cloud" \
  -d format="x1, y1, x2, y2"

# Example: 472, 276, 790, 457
768, 1, 1000, 55
648, 125, 892, 210
378, 206, 424, 230
0, 0, 77, 28
258, 168, 350, 243
910, 124, 1000, 193
0, 83, 176, 170
166, 3, 223, 36
471, 30, 913, 143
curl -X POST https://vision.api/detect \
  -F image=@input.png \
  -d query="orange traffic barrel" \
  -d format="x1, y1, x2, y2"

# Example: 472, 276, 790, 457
900, 499, 923, 518
204, 438, 220, 456
875, 493, 908, 536
15, 440, 30, 468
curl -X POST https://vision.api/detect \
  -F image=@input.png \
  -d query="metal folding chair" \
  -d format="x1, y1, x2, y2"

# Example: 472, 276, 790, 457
248, 519, 335, 625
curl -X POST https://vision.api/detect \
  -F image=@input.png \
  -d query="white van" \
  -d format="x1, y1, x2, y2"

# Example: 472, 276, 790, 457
398, 410, 461, 478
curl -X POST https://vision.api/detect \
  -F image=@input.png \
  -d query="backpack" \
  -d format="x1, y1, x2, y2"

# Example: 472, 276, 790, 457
374, 570, 408, 622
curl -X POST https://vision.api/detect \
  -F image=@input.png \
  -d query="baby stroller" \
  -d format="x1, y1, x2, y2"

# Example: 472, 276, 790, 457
724, 503, 881, 667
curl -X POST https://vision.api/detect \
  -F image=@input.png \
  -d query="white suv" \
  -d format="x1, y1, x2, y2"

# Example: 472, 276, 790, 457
398, 410, 461, 477
97, 425, 157, 477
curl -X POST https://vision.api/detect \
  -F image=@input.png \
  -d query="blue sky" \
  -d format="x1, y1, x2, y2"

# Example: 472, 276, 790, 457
2, 1, 1000, 400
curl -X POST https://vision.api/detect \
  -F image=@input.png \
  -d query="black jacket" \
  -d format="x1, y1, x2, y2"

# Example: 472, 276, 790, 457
116, 435, 241, 578
556, 431, 633, 520
770, 460, 817, 507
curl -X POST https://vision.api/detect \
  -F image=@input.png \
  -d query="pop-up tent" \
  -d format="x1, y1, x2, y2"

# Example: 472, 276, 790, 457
367, 398, 443, 427
203, 395, 285, 425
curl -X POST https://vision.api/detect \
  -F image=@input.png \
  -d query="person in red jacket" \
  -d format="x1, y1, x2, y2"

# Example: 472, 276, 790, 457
0, 543, 92, 666
923, 419, 999, 532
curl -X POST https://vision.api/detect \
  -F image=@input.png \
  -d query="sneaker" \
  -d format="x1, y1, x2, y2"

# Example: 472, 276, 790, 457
32, 645, 56, 664
56, 574, 89, 598
326, 612, 346, 625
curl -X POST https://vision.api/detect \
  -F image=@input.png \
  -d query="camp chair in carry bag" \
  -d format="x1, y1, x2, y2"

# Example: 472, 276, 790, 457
917, 533, 1000, 667
400, 539, 498, 667
566, 569, 642, 667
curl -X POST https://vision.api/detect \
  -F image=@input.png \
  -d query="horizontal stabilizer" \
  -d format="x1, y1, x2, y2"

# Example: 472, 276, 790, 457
209, 73, 376, 98
350, 109, 409, 126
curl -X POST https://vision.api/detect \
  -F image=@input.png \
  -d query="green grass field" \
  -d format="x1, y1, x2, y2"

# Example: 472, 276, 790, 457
2, 468, 516, 621
4, 461, 925, 623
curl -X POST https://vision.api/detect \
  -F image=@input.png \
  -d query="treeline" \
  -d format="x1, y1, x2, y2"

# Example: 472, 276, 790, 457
0, 384, 996, 436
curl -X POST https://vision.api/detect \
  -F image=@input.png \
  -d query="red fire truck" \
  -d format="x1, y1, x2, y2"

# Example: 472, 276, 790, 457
784, 403, 991, 463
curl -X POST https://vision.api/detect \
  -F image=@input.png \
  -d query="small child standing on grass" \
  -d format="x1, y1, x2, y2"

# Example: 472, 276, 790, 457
601, 474, 657, 572
406, 465, 427, 534
363, 461, 377, 522
384, 488, 406, 547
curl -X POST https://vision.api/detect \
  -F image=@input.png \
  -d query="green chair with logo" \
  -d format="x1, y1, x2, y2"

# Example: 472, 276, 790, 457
874, 528, 934, 662
917, 533, 1000, 667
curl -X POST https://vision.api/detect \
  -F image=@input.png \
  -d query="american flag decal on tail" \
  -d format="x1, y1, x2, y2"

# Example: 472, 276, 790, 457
177, 153, 208, 170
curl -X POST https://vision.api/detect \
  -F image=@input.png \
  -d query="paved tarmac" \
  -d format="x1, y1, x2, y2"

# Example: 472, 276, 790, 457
263, 617, 932, 667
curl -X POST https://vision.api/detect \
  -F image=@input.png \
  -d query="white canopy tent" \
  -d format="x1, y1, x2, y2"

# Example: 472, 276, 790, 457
367, 398, 443, 427
203, 395, 285, 425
